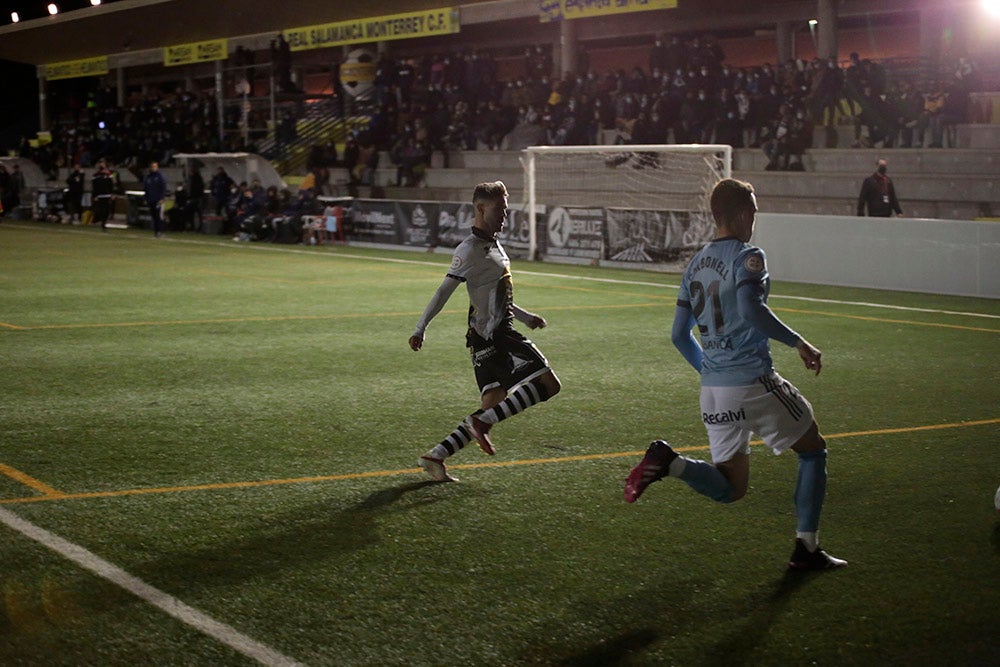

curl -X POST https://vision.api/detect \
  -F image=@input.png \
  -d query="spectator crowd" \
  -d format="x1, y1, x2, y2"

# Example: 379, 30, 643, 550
5, 31, 986, 203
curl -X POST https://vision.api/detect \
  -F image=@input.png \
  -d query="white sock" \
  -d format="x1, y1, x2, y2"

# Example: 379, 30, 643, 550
668, 456, 687, 477
796, 531, 818, 552
426, 444, 451, 460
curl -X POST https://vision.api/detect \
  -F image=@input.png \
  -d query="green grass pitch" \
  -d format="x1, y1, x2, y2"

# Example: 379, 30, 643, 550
1, 221, 998, 666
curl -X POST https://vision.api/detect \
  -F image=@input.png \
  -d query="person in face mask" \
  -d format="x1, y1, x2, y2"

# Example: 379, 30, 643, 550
857, 158, 903, 217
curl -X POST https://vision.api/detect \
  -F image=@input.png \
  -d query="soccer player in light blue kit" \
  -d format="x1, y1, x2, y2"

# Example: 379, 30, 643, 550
624, 178, 846, 570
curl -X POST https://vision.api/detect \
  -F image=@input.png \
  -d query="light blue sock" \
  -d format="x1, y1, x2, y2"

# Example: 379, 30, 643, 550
794, 449, 827, 533
678, 458, 734, 503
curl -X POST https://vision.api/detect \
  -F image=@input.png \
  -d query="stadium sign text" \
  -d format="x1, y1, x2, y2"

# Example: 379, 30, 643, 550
284, 8, 459, 51
45, 56, 109, 81
540, 0, 677, 22
164, 39, 229, 67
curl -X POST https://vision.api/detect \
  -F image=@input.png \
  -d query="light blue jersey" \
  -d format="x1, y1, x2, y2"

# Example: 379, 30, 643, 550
674, 237, 801, 386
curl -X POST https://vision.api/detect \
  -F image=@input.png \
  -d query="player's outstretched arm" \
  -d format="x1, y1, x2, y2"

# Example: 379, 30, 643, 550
796, 338, 822, 375
513, 304, 546, 329
410, 276, 461, 351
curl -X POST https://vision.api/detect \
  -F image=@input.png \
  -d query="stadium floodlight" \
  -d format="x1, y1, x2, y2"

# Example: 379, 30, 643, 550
91, 0, 102, 5
808, 19, 818, 26
982, 0, 1000, 18
10, 11, 19, 22
48, 3, 59, 15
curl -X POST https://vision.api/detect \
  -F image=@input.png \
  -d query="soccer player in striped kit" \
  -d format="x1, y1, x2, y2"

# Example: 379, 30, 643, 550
409, 181, 561, 482
624, 178, 846, 571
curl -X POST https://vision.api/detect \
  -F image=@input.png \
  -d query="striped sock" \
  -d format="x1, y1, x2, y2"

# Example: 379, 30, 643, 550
427, 421, 474, 459
478, 380, 550, 425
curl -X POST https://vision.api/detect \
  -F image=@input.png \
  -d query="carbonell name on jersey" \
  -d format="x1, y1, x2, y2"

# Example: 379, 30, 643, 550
690, 255, 730, 280
702, 408, 746, 424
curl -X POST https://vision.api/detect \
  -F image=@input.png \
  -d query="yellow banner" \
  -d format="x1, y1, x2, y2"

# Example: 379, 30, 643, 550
164, 39, 228, 67
46, 56, 109, 81
540, 0, 676, 22
283, 7, 458, 51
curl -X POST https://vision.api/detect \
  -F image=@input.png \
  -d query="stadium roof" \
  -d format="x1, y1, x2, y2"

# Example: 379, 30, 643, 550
0, 0, 946, 68
0, 0, 450, 66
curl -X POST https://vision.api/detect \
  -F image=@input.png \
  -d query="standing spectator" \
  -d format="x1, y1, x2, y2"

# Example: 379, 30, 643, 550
65, 164, 86, 223
916, 81, 946, 148
8, 163, 26, 212
714, 90, 743, 148
106, 161, 123, 221
649, 35, 669, 75
0, 164, 9, 216
143, 161, 168, 237
811, 58, 844, 126
857, 158, 902, 217
187, 165, 205, 231
91, 160, 115, 231
892, 80, 924, 148
209, 167, 233, 216
932, 71, 971, 148
692, 89, 716, 143
856, 84, 893, 147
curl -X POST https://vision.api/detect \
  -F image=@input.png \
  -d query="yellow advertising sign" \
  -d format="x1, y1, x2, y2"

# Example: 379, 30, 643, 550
45, 56, 109, 81
284, 7, 458, 51
540, 0, 677, 22
164, 39, 229, 67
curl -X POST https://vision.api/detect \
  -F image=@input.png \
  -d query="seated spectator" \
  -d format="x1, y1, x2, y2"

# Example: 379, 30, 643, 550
762, 109, 792, 170
786, 109, 813, 170
392, 137, 431, 187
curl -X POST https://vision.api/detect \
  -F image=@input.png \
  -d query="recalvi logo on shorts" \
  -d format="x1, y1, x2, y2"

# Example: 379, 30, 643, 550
703, 408, 746, 424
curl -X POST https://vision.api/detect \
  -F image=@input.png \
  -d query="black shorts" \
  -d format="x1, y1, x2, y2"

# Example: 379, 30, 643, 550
467, 328, 550, 395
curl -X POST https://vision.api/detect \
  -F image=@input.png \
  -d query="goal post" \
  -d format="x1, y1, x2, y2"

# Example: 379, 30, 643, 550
521, 144, 732, 264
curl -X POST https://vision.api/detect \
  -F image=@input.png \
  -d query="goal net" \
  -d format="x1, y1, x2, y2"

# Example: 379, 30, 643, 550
520, 144, 731, 265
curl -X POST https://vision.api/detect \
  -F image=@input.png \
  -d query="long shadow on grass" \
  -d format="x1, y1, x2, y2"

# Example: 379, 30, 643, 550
699, 570, 810, 665
520, 570, 811, 665
136, 480, 469, 591
514, 575, 697, 665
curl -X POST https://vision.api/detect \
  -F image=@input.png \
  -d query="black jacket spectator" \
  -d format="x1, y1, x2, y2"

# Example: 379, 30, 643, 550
857, 163, 902, 217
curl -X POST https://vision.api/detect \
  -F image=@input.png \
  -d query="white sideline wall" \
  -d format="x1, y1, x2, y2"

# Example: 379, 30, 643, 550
753, 214, 1000, 299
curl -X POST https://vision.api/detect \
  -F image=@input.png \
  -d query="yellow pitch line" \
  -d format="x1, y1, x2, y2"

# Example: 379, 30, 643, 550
0, 463, 65, 498
0, 303, 663, 331
0, 418, 996, 506
5, 302, 992, 334
3, 310, 445, 331
774, 307, 1000, 334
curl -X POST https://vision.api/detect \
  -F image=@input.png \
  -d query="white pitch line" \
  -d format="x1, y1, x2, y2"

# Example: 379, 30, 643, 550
0, 506, 302, 667
6, 222, 999, 320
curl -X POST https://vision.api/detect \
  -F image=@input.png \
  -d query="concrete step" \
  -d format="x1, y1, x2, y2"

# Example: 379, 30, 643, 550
756, 196, 988, 220
733, 146, 1000, 175
733, 169, 996, 204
